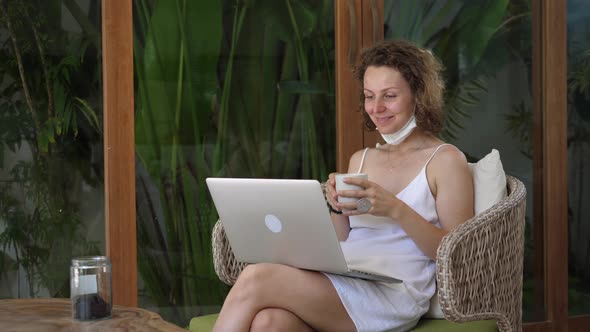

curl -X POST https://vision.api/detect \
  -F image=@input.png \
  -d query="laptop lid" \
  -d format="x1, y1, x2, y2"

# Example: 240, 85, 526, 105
206, 177, 350, 274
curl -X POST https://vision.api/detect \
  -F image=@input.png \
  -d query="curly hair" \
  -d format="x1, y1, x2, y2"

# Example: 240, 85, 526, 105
353, 40, 445, 134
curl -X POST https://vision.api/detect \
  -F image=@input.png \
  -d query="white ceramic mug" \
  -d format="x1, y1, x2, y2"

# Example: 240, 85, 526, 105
335, 173, 368, 210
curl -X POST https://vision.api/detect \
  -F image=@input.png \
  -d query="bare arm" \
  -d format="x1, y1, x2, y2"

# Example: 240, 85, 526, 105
325, 150, 365, 241
327, 178, 350, 241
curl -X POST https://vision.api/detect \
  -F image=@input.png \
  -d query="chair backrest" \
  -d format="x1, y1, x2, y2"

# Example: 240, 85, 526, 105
436, 175, 526, 332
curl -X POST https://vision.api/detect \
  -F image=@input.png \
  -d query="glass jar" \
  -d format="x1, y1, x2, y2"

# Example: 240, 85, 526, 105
70, 256, 112, 320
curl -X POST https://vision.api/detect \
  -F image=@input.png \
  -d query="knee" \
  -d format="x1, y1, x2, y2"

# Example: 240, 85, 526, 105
250, 308, 288, 332
229, 264, 276, 304
240, 263, 269, 280
237, 263, 271, 289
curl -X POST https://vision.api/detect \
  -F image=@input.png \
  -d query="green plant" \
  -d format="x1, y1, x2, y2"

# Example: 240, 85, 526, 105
133, 0, 335, 325
0, 250, 15, 296
566, 18, 590, 314
505, 101, 533, 158
0, 0, 102, 297
385, 0, 530, 141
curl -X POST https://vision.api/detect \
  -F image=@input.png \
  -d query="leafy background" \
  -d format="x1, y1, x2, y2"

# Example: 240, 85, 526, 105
0, 0, 102, 298
133, 0, 335, 324
1, 0, 589, 327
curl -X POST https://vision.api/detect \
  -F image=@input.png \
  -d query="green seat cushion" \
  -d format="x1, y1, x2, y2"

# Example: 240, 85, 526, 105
189, 314, 218, 332
412, 318, 497, 331
189, 314, 497, 332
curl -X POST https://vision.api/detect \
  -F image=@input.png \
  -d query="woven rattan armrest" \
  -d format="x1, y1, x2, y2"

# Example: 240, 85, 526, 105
435, 175, 526, 332
211, 220, 247, 285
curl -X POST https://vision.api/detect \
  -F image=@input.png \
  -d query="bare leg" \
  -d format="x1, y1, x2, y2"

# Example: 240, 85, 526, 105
250, 308, 314, 332
212, 263, 356, 332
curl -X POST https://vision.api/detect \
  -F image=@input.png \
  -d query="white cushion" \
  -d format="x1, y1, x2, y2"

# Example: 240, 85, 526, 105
425, 149, 507, 319
468, 149, 507, 214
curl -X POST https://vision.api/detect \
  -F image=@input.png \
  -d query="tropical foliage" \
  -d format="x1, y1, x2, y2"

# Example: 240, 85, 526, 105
133, 0, 335, 324
0, 0, 102, 298
565, 1, 590, 314
385, 0, 531, 143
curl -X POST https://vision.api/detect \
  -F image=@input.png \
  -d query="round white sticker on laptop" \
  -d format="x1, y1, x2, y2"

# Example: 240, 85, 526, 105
264, 214, 283, 233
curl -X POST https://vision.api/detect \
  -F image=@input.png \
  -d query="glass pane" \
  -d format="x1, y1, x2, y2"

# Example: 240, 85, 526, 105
0, 0, 104, 299
133, 0, 335, 326
567, 0, 590, 316
383, 0, 541, 321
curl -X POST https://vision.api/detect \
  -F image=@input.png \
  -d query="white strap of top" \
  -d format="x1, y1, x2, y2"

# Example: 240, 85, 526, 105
356, 148, 370, 173
425, 143, 452, 167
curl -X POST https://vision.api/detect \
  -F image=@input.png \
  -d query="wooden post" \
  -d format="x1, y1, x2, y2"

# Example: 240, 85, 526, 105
102, 0, 137, 307
335, 0, 364, 173
536, 0, 568, 330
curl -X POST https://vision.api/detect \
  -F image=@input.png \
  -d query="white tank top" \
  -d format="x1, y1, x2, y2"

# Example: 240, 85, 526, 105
340, 144, 451, 305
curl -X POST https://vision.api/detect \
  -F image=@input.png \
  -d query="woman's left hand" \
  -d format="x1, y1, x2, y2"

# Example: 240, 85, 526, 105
336, 178, 404, 218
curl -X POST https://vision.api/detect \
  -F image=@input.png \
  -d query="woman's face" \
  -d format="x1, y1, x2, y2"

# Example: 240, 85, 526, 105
363, 66, 415, 135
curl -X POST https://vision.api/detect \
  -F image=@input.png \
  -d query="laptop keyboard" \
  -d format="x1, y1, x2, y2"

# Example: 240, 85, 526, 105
339, 270, 401, 283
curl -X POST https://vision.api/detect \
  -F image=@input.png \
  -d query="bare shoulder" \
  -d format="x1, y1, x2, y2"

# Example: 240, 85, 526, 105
428, 144, 475, 228
430, 144, 468, 170
426, 144, 471, 186
347, 148, 370, 173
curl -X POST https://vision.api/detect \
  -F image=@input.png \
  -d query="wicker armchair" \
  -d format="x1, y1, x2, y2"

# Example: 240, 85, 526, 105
207, 175, 526, 332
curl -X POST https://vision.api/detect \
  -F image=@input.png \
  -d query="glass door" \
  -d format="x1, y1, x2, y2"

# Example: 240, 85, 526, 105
335, 0, 557, 327
567, 0, 590, 320
380, 0, 541, 321
0, 0, 105, 299
133, 0, 336, 326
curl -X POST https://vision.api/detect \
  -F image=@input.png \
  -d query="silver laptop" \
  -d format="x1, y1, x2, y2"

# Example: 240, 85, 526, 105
206, 177, 400, 283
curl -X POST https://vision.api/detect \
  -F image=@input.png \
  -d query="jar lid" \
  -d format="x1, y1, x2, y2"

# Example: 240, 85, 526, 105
72, 256, 110, 267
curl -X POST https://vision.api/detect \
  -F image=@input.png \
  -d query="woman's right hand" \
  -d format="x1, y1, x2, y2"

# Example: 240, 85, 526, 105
326, 172, 351, 241
325, 172, 340, 212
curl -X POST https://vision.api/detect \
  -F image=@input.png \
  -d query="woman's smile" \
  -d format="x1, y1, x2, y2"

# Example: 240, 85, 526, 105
374, 115, 395, 126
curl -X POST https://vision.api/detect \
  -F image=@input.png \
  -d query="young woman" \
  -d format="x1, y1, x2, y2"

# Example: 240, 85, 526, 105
212, 40, 474, 332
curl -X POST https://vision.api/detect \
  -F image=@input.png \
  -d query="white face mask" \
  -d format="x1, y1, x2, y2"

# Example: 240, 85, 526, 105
378, 114, 417, 145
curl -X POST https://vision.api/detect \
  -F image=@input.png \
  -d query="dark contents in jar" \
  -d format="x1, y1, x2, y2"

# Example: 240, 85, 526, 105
73, 293, 111, 320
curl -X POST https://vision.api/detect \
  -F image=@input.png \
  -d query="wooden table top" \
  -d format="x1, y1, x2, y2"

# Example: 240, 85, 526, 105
0, 298, 187, 331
